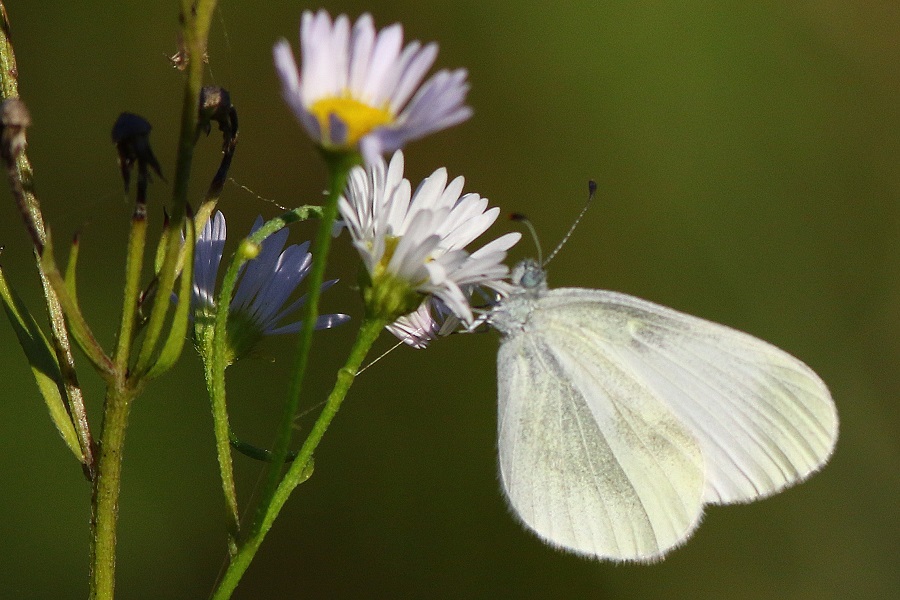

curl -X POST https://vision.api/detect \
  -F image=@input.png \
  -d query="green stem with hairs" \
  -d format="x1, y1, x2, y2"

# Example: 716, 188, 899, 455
203, 204, 328, 554
88, 381, 140, 600
251, 152, 360, 534
114, 207, 147, 374
88, 3, 220, 598
210, 315, 386, 600
206, 239, 247, 553
135, 0, 217, 374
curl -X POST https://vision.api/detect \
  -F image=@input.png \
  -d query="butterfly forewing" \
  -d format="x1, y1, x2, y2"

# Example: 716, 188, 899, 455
525, 288, 838, 505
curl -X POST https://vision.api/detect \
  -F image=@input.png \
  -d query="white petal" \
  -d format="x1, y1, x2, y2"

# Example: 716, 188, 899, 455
362, 23, 403, 103
389, 42, 439, 112
349, 14, 376, 93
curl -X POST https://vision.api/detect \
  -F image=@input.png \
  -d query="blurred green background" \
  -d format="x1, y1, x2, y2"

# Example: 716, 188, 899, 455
1, 1, 898, 598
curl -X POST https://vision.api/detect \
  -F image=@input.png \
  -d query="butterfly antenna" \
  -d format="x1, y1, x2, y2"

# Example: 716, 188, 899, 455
509, 213, 543, 265
543, 179, 597, 267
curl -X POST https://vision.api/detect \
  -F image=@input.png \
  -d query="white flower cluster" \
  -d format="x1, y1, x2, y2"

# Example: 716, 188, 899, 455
194, 10, 517, 352
339, 151, 520, 347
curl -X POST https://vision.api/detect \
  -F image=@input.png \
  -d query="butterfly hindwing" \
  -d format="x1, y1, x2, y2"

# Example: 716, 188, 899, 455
497, 305, 705, 561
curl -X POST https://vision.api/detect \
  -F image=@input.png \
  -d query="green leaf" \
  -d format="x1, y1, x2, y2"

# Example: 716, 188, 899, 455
145, 215, 195, 379
0, 266, 83, 462
228, 429, 300, 463
39, 235, 115, 377
64, 233, 80, 301
153, 214, 171, 275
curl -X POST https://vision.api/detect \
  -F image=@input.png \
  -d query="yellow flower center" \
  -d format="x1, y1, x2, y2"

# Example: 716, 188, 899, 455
373, 236, 400, 279
363, 235, 427, 321
309, 95, 394, 148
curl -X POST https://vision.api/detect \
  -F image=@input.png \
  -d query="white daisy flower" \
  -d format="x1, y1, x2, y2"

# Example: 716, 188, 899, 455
273, 10, 472, 163
385, 286, 506, 349
192, 211, 349, 361
339, 151, 520, 346
384, 299, 460, 349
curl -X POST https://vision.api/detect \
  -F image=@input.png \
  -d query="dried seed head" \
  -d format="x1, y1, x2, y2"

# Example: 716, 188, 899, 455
111, 112, 163, 195
197, 86, 238, 151
0, 98, 32, 162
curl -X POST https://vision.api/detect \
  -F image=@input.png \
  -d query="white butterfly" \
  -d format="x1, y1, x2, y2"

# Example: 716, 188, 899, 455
487, 258, 838, 562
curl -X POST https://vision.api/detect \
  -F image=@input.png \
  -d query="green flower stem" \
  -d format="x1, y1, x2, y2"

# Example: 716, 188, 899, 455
132, 169, 186, 374
203, 341, 240, 554
173, 0, 217, 223
247, 205, 327, 242
144, 217, 195, 381
113, 208, 147, 374
211, 315, 387, 600
0, 3, 95, 473
208, 245, 246, 550
252, 153, 359, 534
203, 204, 328, 552
87, 5, 220, 598
89, 381, 139, 600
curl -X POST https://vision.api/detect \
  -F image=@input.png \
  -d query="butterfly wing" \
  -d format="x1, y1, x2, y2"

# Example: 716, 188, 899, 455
528, 288, 838, 506
497, 304, 706, 561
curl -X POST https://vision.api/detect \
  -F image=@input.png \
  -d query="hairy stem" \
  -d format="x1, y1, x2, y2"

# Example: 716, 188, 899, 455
89, 381, 138, 600
114, 207, 147, 373
211, 315, 386, 599
252, 153, 359, 533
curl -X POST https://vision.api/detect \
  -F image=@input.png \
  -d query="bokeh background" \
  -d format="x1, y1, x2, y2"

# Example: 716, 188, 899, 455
1, 1, 898, 598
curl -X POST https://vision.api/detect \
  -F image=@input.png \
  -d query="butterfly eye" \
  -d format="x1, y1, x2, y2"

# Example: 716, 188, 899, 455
520, 266, 545, 289
511, 259, 545, 289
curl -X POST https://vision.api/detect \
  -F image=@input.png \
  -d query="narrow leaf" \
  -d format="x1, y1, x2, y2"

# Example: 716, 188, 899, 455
0, 266, 83, 461
39, 234, 115, 377
145, 215, 195, 379
153, 210, 171, 275
64, 232, 80, 301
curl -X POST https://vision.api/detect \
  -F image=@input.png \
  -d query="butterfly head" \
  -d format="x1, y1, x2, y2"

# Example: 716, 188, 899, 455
510, 259, 548, 293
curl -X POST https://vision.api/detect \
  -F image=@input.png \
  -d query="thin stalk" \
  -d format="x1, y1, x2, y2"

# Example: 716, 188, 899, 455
203, 344, 240, 555
252, 153, 358, 532
203, 204, 327, 552
114, 206, 147, 373
89, 381, 138, 600
207, 242, 247, 551
211, 316, 386, 600
247, 205, 326, 242
144, 214, 195, 380
88, 4, 221, 598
